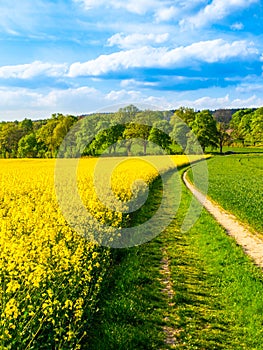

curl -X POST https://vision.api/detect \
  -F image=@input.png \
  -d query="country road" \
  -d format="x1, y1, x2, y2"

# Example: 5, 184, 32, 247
183, 170, 263, 269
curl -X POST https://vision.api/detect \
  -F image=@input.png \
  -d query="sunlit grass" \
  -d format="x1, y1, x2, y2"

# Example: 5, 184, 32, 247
188, 154, 263, 233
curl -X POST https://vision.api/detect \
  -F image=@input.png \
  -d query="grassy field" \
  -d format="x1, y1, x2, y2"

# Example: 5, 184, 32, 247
1, 154, 263, 348
188, 154, 263, 234
206, 146, 263, 154
87, 169, 263, 349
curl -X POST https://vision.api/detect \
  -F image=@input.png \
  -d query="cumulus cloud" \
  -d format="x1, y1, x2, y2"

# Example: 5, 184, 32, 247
189, 95, 231, 109
74, 0, 161, 14
174, 94, 263, 110
74, 0, 106, 10
0, 86, 102, 119
231, 22, 244, 30
180, 0, 258, 29
236, 82, 263, 93
0, 86, 99, 108
68, 39, 258, 77
35, 86, 100, 107
74, 0, 187, 20
107, 32, 169, 49
120, 79, 158, 88
154, 6, 179, 22
1, 85, 263, 121
0, 61, 68, 79
106, 89, 142, 101
0, 39, 259, 82
0, 88, 43, 108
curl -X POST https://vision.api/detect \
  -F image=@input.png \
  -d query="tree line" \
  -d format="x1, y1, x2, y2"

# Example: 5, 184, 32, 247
0, 105, 262, 158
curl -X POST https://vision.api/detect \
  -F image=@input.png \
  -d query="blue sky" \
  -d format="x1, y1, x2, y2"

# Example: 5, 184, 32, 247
0, 0, 263, 120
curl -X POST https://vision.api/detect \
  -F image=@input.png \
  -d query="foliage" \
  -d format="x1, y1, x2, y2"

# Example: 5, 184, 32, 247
0, 105, 263, 157
190, 110, 219, 151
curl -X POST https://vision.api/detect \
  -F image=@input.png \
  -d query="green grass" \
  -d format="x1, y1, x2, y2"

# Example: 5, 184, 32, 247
188, 154, 263, 233
85, 165, 263, 349
165, 188, 263, 349
207, 145, 263, 154
84, 177, 169, 350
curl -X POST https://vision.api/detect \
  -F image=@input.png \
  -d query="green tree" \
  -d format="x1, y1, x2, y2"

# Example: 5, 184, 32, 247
36, 114, 77, 157
217, 122, 231, 154
170, 116, 190, 152
18, 133, 39, 158
123, 123, 139, 155
52, 115, 77, 151
20, 118, 33, 133
251, 108, 263, 145
230, 109, 254, 145
170, 107, 196, 126
36, 117, 59, 157
115, 105, 140, 124
123, 122, 152, 155
0, 122, 23, 158
190, 110, 219, 152
149, 120, 172, 153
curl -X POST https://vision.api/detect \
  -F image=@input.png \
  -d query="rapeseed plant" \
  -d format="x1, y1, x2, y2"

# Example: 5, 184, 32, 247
0, 155, 202, 348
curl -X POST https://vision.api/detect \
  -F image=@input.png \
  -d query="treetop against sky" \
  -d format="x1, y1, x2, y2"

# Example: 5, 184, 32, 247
0, 0, 263, 120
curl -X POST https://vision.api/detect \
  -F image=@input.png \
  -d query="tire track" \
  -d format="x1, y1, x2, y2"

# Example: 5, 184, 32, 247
183, 170, 263, 269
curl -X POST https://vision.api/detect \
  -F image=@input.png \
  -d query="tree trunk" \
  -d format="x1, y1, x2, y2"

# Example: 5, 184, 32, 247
143, 141, 147, 155
219, 140, 223, 154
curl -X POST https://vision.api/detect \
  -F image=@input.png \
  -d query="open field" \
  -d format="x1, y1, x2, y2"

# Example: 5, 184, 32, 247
87, 171, 263, 349
0, 155, 201, 348
188, 154, 263, 234
207, 146, 263, 154
1, 154, 263, 348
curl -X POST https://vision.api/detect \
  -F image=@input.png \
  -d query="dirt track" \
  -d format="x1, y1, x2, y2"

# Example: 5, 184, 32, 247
183, 171, 263, 269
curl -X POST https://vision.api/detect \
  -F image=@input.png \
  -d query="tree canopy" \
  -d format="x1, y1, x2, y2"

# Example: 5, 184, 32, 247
0, 105, 262, 158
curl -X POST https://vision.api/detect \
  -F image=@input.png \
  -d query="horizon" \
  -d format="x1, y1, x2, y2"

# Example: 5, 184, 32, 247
0, 105, 257, 123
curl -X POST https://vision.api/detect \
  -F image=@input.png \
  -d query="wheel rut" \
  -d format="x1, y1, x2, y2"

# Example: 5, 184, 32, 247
183, 170, 263, 269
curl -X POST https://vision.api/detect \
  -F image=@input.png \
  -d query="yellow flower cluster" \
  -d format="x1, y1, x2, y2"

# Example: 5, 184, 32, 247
0, 155, 205, 348
0, 159, 110, 348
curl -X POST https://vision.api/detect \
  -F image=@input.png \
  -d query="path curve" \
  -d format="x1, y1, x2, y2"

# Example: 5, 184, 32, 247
183, 170, 263, 269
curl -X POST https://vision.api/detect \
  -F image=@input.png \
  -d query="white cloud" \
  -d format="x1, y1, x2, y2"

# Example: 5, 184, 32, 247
120, 79, 158, 88
35, 87, 100, 108
230, 95, 263, 108
0, 39, 258, 83
173, 94, 263, 110
180, 0, 258, 29
74, 0, 161, 14
190, 95, 231, 109
106, 89, 142, 101
167, 39, 258, 64
68, 39, 258, 77
68, 47, 158, 76
236, 83, 263, 93
1, 85, 263, 121
107, 32, 169, 49
0, 61, 68, 79
0, 86, 102, 120
0, 88, 42, 108
154, 6, 179, 22
231, 22, 244, 30
74, 0, 106, 10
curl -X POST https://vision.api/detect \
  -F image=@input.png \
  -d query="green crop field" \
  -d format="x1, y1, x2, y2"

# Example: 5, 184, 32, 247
188, 154, 263, 234
207, 146, 263, 154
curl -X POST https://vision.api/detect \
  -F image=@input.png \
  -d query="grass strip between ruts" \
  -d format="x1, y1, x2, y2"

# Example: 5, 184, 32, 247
84, 168, 263, 349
